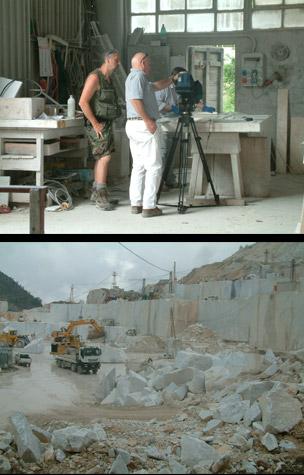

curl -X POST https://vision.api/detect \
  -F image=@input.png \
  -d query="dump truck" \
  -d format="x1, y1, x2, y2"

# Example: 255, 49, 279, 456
50, 319, 103, 374
51, 343, 101, 374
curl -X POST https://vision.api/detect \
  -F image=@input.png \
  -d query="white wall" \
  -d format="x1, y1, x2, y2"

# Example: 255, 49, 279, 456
21, 280, 304, 351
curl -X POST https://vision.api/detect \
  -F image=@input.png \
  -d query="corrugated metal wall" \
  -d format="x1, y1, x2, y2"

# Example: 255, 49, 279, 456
0, 0, 81, 83
0, 0, 31, 81
31, 0, 81, 41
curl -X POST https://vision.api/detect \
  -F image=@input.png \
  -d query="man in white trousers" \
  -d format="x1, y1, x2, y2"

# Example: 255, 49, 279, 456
125, 52, 175, 218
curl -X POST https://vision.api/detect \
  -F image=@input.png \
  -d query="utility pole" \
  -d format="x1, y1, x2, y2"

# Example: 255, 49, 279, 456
69, 284, 75, 303
169, 271, 173, 294
173, 261, 177, 293
291, 259, 296, 282
112, 271, 118, 289
142, 278, 146, 298
264, 249, 269, 264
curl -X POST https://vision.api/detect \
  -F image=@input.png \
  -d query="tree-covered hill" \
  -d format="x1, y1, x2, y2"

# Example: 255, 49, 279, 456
0, 270, 42, 311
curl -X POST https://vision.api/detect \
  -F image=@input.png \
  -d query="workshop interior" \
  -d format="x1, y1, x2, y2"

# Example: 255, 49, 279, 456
0, 0, 304, 234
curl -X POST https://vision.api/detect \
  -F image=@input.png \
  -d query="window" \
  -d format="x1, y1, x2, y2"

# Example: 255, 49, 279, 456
130, 0, 244, 33
252, 0, 304, 29
130, 0, 304, 33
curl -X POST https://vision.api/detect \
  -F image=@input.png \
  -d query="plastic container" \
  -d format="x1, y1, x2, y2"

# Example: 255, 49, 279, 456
67, 95, 75, 119
160, 24, 167, 46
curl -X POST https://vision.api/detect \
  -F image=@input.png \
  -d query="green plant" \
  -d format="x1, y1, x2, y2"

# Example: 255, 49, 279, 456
224, 57, 235, 112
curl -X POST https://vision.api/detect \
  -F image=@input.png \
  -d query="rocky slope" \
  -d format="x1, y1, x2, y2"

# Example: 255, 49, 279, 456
180, 242, 304, 284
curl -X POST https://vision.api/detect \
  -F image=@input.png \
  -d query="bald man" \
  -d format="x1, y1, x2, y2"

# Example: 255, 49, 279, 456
125, 52, 174, 218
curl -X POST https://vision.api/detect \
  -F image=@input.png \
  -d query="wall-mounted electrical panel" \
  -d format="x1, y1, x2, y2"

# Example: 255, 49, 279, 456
240, 53, 265, 87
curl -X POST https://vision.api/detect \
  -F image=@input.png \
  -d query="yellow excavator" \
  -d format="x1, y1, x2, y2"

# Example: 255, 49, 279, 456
50, 319, 104, 374
51, 319, 104, 355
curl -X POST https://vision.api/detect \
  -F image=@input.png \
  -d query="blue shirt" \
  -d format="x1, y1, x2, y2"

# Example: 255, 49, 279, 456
125, 69, 160, 120
155, 84, 179, 114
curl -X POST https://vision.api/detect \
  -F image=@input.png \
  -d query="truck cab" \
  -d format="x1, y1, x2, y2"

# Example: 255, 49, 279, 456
15, 353, 32, 367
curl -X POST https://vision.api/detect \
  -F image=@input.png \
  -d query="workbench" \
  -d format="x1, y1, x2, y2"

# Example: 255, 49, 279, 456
0, 117, 86, 203
159, 112, 272, 205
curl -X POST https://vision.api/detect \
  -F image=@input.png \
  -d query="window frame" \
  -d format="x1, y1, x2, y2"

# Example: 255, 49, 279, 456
252, 0, 304, 30
129, 0, 245, 33
129, 0, 304, 33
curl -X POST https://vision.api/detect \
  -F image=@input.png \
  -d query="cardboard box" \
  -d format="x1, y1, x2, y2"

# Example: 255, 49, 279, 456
0, 98, 45, 120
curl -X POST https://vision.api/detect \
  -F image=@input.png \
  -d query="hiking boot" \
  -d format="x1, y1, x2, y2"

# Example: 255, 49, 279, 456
95, 189, 115, 211
131, 206, 143, 214
91, 188, 119, 206
142, 207, 163, 218
90, 189, 98, 203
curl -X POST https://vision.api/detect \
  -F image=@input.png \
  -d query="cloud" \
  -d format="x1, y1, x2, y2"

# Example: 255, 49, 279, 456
0, 242, 255, 304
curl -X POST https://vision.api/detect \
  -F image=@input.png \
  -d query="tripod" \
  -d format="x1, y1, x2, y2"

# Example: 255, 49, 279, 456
157, 109, 220, 214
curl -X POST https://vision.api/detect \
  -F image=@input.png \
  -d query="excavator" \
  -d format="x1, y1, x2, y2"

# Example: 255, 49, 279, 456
51, 318, 104, 351
50, 319, 104, 374
0, 330, 30, 348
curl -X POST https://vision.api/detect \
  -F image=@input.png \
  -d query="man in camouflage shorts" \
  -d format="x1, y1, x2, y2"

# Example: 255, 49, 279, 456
79, 50, 121, 211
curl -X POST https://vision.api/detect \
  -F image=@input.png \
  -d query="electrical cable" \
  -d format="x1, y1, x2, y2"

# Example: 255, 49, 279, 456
44, 179, 73, 210
118, 243, 171, 273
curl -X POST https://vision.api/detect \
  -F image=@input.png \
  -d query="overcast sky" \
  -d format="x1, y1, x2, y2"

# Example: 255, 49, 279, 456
0, 242, 254, 304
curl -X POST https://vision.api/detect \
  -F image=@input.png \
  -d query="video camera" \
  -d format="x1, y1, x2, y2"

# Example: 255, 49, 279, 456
175, 72, 203, 113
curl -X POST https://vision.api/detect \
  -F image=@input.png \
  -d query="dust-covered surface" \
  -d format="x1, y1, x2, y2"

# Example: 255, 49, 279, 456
1, 327, 304, 474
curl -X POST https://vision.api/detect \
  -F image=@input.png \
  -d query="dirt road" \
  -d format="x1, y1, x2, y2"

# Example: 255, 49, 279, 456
0, 344, 177, 430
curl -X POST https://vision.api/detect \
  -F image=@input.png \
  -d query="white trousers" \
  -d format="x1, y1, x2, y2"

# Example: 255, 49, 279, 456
126, 120, 162, 209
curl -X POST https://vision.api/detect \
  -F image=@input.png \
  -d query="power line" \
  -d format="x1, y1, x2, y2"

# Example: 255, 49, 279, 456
73, 273, 113, 300
118, 243, 171, 273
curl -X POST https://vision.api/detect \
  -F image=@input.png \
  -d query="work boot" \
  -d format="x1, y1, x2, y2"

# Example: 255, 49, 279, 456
95, 188, 115, 211
106, 188, 120, 206
142, 207, 163, 218
131, 206, 143, 214
90, 188, 98, 203
91, 187, 119, 206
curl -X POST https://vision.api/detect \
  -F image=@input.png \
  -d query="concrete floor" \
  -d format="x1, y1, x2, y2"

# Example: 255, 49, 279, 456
1, 174, 304, 234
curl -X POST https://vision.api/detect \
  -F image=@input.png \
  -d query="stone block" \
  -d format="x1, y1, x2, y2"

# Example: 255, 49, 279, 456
110, 454, 129, 474
243, 402, 262, 426
94, 367, 116, 402
51, 424, 107, 452
258, 389, 303, 434
236, 381, 274, 404
0, 455, 11, 474
0, 431, 13, 451
181, 435, 219, 469
175, 351, 213, 371
151, 367, 194, 390
217, 394, 250, 424
9, 412, 42, 463
100, 346, 127, 363
163, 382, 188, 402
261, 433, 278, 451
188, 369, 206, 394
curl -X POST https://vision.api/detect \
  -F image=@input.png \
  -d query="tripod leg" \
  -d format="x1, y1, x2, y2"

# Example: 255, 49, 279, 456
190, 119, 220, 204
157, 120, 182, 202
178, 123, 191, 213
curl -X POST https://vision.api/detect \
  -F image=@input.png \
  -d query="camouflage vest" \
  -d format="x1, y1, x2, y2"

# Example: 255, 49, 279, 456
90, 69, 121, 120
